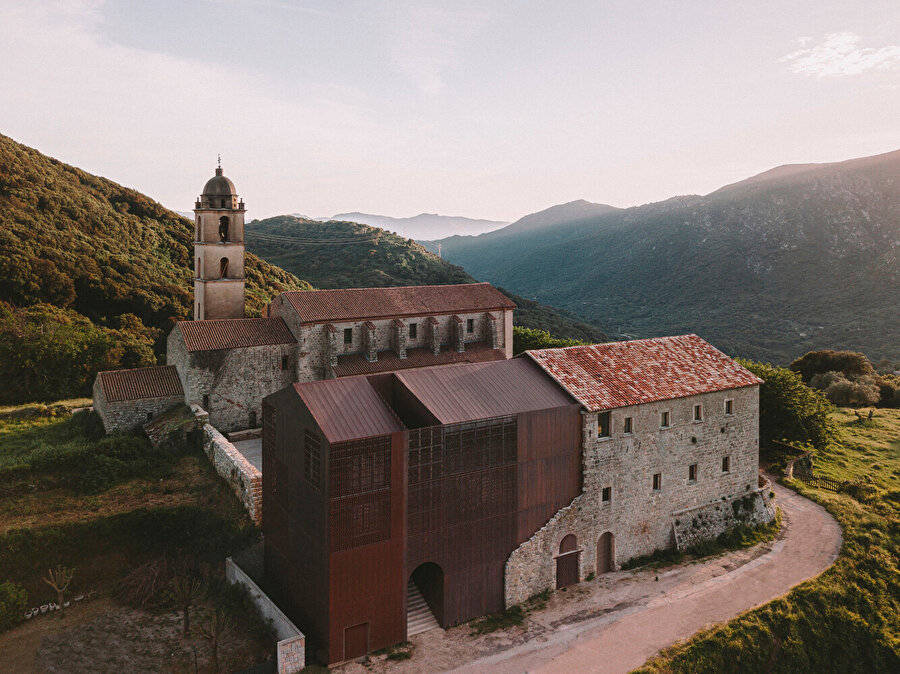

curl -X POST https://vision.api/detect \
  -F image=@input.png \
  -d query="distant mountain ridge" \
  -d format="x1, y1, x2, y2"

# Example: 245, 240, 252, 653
431, 149, 900, 363
287, 211, 508, 240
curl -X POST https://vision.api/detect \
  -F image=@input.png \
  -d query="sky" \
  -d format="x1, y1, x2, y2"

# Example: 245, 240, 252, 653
2, 0, 899, 222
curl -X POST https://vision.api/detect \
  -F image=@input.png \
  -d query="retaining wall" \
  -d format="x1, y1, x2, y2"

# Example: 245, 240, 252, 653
203, 423, 262, 525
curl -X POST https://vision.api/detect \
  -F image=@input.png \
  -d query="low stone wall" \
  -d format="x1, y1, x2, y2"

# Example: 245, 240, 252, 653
226, 557, 305, 674
672, 480, 776, 549
203, 423, 262, 526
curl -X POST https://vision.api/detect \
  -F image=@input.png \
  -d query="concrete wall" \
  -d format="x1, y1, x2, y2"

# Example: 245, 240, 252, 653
92, 377, 184, 434
203, 423, 262, 525
504, 385, 766, 606
226, 557, 305, 674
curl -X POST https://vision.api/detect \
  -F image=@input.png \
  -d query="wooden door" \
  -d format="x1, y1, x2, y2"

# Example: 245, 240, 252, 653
597, 532, 614, 574
344, 622, 369, 661
556, 534, 579, 588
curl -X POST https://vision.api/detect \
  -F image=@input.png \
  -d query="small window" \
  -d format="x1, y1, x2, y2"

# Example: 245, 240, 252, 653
598, 411, 611, 438
725, 399, 734, 415
219, 257, 228, 278
466, 318, 474, 333
623, 416, 633, 434
688, 464, 697, 482
409, 322, 418, 339
722, 456, 731, 473
202, 394, 210, 411
281, 354, 289, 370
660, 411, 670, 428
652, 473, 662, 491
601, 487, 611, 503
343, 327, 353, 345
694, 404, 703, 421
249, 411, 257, 427
146, 412, 153, 421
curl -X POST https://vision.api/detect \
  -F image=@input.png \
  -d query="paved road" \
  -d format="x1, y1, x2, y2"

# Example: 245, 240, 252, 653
454, 482, 842, 674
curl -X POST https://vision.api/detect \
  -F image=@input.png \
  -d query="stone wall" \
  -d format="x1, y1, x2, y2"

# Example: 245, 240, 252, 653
203, 423, 262, 526
505, 385, 763, 606
92, 377, 184, 434
226, 557, 305, 674
672, 478, 775, 549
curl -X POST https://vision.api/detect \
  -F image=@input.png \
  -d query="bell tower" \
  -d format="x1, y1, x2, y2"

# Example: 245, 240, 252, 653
193, 159, 246, 320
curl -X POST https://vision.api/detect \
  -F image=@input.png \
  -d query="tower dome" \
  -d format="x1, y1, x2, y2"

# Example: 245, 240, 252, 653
202, 167, 237, 197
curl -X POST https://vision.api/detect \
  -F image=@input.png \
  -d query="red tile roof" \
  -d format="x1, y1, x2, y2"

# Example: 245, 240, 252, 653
293, 377, 405, 444
333, 342, 505, 378
177, 317, 295, 352
525, 334, 762, 411
280, 283, 515, 324
395, 358, 577, 424
97, 365, 184, 403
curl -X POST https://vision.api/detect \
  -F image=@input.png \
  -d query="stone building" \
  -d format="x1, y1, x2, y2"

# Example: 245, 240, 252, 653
93, 365, 185, 433
260, 333, 773, 665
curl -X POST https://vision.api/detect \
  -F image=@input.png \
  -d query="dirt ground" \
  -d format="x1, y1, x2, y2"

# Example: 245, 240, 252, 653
0, 596, 274, 673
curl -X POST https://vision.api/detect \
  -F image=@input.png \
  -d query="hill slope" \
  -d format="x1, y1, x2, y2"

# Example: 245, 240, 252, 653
315, 211, 507, 240
433, 150, 900, 362
0, 133, 310, 402
245, 215, 607, 342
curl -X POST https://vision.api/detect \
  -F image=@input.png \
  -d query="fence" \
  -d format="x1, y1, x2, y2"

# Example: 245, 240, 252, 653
795, 474, 843, 493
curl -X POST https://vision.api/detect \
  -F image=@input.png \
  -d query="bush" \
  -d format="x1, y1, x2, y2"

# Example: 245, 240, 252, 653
513, 326, 588, 355
0, 581, 28, 632
791, 350, 876, 383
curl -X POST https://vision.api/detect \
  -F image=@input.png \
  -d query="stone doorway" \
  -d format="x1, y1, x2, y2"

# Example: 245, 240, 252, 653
597, 531, 615, 574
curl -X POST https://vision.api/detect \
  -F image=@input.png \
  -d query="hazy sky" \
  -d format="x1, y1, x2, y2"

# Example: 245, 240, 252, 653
3, 0, 899, 221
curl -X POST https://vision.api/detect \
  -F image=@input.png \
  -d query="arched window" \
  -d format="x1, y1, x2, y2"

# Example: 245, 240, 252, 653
220, 257, 229, 278
218, 216, 229, 242
197, 257, 201, 277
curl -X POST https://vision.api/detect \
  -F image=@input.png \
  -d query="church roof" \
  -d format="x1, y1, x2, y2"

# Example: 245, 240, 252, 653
96, 365, 184, 403
202, 167, 237, 197
177, 317, 295, 352
525, 334, 762, 412
279, 283, 515, 324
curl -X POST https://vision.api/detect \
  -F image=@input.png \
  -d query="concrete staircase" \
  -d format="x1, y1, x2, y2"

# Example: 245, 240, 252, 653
407, 581, 440, 636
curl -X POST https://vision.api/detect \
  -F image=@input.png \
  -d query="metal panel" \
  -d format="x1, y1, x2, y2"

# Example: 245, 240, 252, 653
527, 334, 763, 412
294, 378, 405, 444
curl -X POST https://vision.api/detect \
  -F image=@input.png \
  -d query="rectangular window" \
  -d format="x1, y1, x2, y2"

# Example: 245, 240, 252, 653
304, 429, 321, 489
409, 322, 418, 339
343, 327, 353, 345
660, 411, 670, 428
725, 399, 734, 415
281, 354, 289, 370
652, 473, 662, 491
722, 456, 731, 473
601, 486, 611, 503
688, 464, 698, 482
623, 416, 633, 434
598, 411, 611, 438
202, 394, 210, 411
466, 318, 474, 333
694, 404, 703, 421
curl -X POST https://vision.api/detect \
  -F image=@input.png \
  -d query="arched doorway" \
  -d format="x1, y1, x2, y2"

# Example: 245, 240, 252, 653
597, 532, 615, 574
408, 562, 443, 635
556, 534, 580, 589
218, 216, 229, 241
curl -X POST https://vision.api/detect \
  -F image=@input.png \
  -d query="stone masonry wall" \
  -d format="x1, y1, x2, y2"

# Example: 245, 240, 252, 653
672, 477, 775, 549
203, 423, 262, 526
92, 377, 185, 434
505, 385, 764, 606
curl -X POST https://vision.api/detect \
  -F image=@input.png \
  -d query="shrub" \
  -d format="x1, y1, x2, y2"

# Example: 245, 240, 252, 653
809, 371, 880, 407
791, 350, 876, 383
0, 581, 28, 632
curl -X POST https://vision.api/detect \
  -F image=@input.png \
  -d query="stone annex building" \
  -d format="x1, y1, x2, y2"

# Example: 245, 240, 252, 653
93, 167, 775, 667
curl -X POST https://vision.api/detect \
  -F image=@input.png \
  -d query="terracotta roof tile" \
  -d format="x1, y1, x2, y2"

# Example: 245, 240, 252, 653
280, 283, 515, 324
333, 342, 505, 377
98, 365, 184, 403
526, 334, 762, 411
177, 317, 295, 352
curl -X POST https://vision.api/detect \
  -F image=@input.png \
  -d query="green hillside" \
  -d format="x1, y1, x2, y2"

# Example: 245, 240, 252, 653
0, 133, 310, 403
246, 215, 607, 342
434, 150, 900, 363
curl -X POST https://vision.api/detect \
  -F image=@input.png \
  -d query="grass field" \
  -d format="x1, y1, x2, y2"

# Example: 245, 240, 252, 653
635, 408, 900, 673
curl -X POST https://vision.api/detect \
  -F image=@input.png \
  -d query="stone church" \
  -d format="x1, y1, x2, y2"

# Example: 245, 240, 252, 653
93, 166, 515, 433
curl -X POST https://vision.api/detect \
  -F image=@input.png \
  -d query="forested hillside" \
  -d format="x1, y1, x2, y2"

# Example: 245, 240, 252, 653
433, 150, 900, 363
246, 215, 607, 343
0, 133, 309, 402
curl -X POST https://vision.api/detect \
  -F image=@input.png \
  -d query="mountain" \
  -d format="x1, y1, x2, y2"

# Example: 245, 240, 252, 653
245, 215, 607, 343
431, 150, 900, 363
0, 132, 310, 402
308, 211, 507, 240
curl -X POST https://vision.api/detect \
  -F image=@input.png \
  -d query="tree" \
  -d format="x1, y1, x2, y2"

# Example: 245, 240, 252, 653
738, 359, 837, 450
199, 608, 234, 673
513, 326, 588, 355
790, 350, 875, 383
171, 575, 203, 637
43, 566, 75, 618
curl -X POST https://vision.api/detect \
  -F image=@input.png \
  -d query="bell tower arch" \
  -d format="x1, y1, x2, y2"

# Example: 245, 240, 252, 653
192, 158, 246, 320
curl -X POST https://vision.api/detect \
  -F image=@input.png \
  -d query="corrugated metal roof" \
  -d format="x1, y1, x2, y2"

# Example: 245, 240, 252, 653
394, 358, 576, 424
333, 342, 505, 378
98, 365, 184, 403
280, 283, 515, 324
293, 377, 405, 444
178, 317, 295, 352
526, 334, 762, 412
